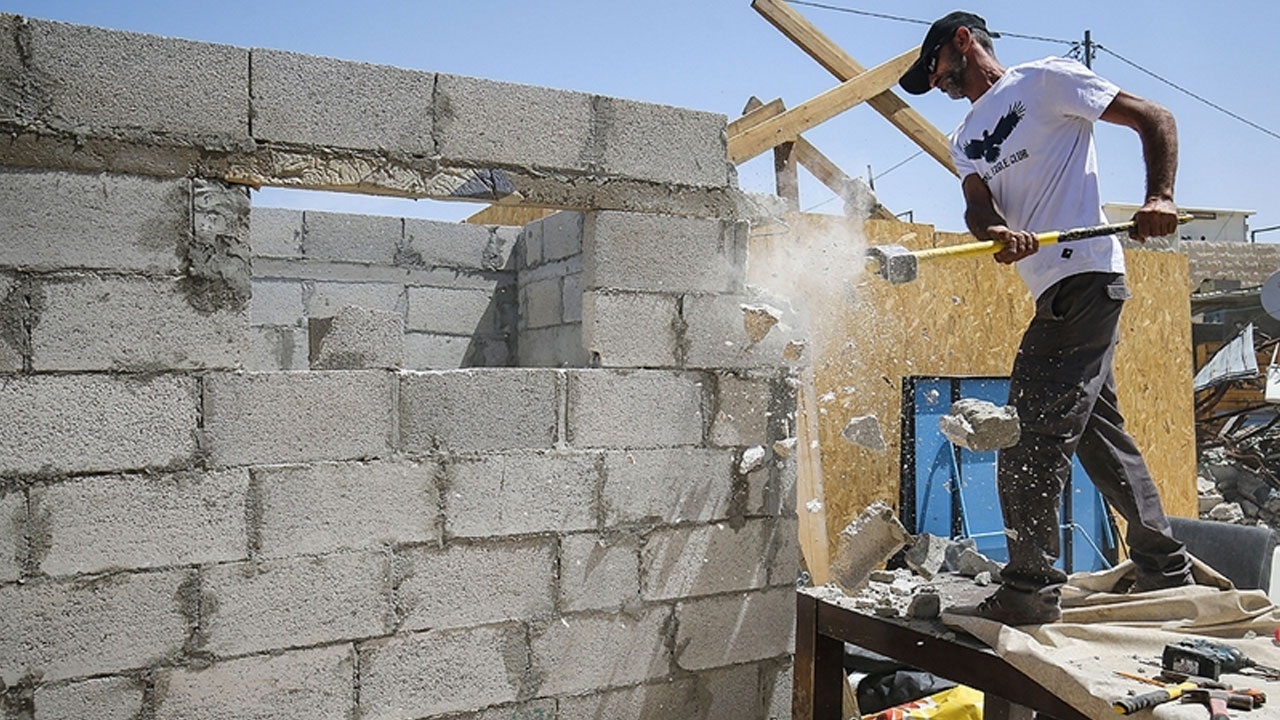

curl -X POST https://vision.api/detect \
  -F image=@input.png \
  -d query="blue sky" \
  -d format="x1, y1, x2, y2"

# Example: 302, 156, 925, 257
4, 1, 1278, 241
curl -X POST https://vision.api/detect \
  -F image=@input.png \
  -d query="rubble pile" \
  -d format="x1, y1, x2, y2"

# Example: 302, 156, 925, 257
1199, 419, 1280, 525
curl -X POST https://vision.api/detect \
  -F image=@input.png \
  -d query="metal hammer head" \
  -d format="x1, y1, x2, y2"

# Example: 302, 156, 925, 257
866, 244, 917, 285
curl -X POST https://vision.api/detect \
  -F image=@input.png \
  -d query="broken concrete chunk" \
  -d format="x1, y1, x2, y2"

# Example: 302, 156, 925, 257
740, 303, 782, 344
868, 570, 896, 584
939, 399, 1020, 452
908, 592, 941, 619
739, 445, 767, 474
841, 415, 886, 452
772, 437, 797, 458
955, 547, 1003, 582
831, 501, 911, 594
904, 533, 948, 580
782, 339, 806, 362
973, 571, 992, 586
943, 537, 977, 573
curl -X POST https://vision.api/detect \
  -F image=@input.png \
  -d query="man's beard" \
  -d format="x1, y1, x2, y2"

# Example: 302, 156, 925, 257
939, 54, 968, 100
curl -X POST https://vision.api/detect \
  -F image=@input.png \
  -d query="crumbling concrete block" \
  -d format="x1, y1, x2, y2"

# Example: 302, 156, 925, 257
831, 501, 911, 593
188, 178, 252, 312
0, 374, 198, 476
710, 374, 773, 447
34, 469, 248, 577
0, 569, 193, 684
396, 538, 556, 632
841, 415, 887, 452
201, 551, 390, 657
939, 399, 1021, 452
312, 305, 405, 370
741, 303, 782, 344
682, 294, 803, 370
904, 533, 949, 580
252, 49, 434, 153
156, 645, 354, 720
400, 369, 558, 453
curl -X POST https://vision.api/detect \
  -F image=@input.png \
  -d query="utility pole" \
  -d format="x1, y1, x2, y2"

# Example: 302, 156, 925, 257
1082, 29, 1094, 69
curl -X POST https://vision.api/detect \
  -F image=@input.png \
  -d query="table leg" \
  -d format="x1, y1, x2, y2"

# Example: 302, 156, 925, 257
794, 592, 845, 719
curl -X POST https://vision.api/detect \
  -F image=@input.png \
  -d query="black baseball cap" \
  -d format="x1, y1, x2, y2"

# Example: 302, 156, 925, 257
898, 11, 990, 95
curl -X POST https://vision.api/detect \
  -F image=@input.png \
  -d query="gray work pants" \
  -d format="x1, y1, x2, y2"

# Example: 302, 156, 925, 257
998, 271, 1190, 592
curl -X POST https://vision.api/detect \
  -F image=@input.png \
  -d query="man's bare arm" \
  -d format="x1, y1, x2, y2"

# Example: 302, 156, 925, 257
1100, 90, 1179, 239
962, 173, 1038, 264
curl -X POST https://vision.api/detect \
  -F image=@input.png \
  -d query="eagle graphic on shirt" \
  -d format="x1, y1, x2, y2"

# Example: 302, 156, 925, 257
963, 102, 1026, 163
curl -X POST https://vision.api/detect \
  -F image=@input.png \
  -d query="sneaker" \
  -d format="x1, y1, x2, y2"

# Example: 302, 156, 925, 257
945, 586, 1062, 626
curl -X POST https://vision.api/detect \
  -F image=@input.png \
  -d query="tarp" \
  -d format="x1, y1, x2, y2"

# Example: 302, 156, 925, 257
943, 558, 1280, 719
1193, 322, 1259, 392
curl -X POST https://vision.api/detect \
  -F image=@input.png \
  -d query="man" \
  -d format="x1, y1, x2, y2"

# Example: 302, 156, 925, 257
898, 11, 1192, 625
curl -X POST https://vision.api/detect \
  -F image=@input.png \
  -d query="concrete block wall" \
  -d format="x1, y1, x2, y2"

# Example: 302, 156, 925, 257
0, 14, 798, 720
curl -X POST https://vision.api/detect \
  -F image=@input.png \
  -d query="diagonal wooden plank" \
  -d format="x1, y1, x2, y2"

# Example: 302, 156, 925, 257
728, 97, 785, 137
752, 0, 958, 176
728, 48, 915, 164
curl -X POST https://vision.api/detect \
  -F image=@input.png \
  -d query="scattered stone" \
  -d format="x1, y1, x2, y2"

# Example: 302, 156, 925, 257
804, 498, 824, 513
904, 533, 948, 580
773, 437, 797, 458
741, 303, 783, 344
783, 339, 806, 362
831, 501, 911, 594
739, 446, 767, 474
938, 399, 1020, 452
955, 547, 1003, 582
868, 570, 896, 584
1209, 501, 1245, 524
889, 578, 916, 596
841, 415, 886, 452
908, 593, 941, 619
873, 605, 900, 618
943, 537, 978, 573
973, 571, 992, 586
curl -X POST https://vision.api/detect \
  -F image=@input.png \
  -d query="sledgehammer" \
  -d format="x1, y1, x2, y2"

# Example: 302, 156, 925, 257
865, 215, 1194, 285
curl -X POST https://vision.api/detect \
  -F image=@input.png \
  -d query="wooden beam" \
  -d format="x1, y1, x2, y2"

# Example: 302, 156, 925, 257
796, 368, 832, 586
728, 97, 785, 137
464, 204, 555, 226
752, 0, 958, 176
727, 48, 916, 164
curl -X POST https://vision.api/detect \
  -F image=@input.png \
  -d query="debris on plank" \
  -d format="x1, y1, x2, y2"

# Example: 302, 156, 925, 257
841, 414, 887, 452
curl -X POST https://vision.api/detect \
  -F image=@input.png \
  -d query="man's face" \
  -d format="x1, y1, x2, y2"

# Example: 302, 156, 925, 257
929, 36, 968, 100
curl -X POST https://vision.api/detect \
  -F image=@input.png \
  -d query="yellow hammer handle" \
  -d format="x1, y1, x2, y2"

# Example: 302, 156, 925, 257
911, 214, 1193, 264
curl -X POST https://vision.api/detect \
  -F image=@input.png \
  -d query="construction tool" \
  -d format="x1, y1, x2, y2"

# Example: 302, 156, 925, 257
1182, 688, 1239, 719
864, 214, 1194, 285
1113, 671, 1265, 714
1113, 680, 1199, 714
1164, 638, 1280, 681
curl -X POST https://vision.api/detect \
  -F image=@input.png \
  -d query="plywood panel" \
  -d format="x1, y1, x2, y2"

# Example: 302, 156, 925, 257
750, 215, 1197, 555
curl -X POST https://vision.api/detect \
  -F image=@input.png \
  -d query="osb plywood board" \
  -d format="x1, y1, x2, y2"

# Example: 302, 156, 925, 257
750, 214, 1196, 555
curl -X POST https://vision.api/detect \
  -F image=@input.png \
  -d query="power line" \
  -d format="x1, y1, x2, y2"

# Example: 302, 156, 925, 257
787, 1, 1280, 144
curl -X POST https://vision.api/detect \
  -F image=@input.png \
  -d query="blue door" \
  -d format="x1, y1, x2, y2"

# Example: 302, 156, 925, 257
902, 377, 1116, 573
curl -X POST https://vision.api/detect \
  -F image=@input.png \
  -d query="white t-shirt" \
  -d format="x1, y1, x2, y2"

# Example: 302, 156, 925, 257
950, 57, 1122, 299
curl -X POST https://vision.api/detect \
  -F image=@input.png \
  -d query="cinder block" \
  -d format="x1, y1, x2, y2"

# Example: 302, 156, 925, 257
444, 452, 597, 537
594, 96, 729, 188
201, 551, 391, 657
245, 326, 308, 371
640, 520, 775, 600
249, 206, 304, 258
397, 538, 555, 631
0, 374, 198, 476
0, 15, 22, 120
252, 49, 434, 153
307, 281, 406, 319
830, 500, 910, 594
303, 210, 403, 265
250, 279, 306, 327
402, 218, 501, 270
359, 624, 527, 720
0, 169, 189, 272
566, 370, 705, 448
681, 294, 805, 370
518, 221, 543, 269
558, 533, 640, 612
521, 277, 563, 330
436, 74, 593, 171
703, 663, 765, 720
600, 448, 735, 526
26, 19, 248, 137
562, 272, 584, 323
34, 676, 145, 720
404, 332, 469, 369
709, 374, 775, 447
583, 211, 742, 294
253, 459, 439, 558
31, 275, 247, 371
558, 679, 699, 720
0, 569, 193, 684
765, 662, 794, 720
767, 516, 802, 587
540, 211, 585, 262
154, 645, 354, 720
312, 305, 405, 370
406, 285, 499, 335
581, 290, 679, 368
0, 273, 20, 372
0, 489, 23, 583
516, 325, 589, 369
530, 606, 672, 696
400, 369, 559, 453
202, 370, 395, 467
35, 469, 249, 577
674, 587, 794, 671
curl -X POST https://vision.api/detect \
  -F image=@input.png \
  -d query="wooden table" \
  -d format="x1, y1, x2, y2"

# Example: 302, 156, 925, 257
793, 586, 1093, 720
